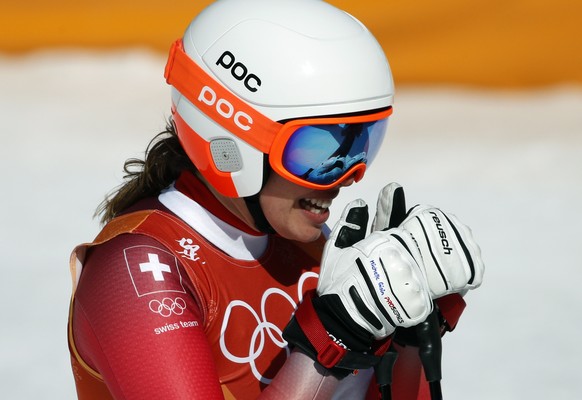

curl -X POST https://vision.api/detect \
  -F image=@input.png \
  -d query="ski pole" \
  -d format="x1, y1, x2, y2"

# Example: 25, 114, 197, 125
415, 306, 443, 400
374, 344, 398, 400
378, 306, 443, 400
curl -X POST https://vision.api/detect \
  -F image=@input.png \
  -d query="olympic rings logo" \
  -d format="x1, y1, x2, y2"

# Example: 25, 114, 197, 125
149, 297, 187, 317
219, 272, 318, 384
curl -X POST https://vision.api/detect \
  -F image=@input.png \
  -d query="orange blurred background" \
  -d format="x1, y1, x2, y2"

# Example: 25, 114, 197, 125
2, 0, 581, 87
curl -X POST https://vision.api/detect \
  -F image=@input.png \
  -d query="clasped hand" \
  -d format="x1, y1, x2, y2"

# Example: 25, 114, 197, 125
317, 183, 485, 340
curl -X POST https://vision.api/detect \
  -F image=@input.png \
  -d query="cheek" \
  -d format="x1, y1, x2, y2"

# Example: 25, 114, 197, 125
259, 174, 302, 215
261, 198, 323, 242
259, 173, 322, 241
259, 193, 296, 234
260, 195, 296, 227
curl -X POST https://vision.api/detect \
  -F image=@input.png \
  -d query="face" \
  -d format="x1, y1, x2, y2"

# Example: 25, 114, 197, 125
259, 171, 354, 243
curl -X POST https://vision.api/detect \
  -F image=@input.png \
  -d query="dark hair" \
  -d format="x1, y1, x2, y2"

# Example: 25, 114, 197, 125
95, 121, 195, 224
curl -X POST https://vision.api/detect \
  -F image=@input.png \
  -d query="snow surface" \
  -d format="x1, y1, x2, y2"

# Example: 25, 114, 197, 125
1, 49, 581, 399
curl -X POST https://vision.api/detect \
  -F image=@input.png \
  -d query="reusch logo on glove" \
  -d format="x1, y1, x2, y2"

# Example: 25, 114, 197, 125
430, 211, 453, 255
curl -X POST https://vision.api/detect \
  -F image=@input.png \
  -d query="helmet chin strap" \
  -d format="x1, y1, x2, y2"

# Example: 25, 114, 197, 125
244, 194, 276, 234
244, 155, 276, 234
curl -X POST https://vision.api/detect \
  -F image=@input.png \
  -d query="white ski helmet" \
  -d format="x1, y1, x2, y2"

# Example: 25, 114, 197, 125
165, 0, 394, 198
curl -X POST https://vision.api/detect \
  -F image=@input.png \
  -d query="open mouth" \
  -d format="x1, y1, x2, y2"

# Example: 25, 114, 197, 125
300, 198, 332, 215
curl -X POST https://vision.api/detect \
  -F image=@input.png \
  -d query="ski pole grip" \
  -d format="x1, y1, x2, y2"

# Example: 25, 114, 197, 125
374, 345, 398, 387
374, 345, 398, 400
416, 307, 442, 383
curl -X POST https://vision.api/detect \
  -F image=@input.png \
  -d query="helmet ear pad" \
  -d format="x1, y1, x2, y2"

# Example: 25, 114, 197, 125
209, 138, 243, 173
172, 89, 265, 198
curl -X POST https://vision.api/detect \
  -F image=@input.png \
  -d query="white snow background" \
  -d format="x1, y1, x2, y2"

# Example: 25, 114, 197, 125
1, 49, 581, 399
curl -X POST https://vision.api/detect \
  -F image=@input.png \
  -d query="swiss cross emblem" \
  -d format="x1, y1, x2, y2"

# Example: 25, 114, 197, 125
140, 253, 171, 281
124, 245, 186, 297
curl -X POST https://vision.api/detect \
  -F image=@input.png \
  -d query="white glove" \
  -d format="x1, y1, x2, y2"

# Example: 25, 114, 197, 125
372, 183, 485, 299
317, 199, 433, 339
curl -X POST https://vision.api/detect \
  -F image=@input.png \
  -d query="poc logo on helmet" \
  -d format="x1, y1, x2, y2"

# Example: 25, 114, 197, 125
198, 86, 253, 132
216, 51, 262, 93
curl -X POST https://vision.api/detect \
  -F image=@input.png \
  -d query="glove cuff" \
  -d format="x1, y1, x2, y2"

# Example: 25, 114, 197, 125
283, 291, 391, 378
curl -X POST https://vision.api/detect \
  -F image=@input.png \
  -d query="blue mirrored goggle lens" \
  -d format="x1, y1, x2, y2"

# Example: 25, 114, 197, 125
281, 118, 389, 185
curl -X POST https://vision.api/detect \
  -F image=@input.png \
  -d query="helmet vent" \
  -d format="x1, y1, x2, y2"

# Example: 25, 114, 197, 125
210, 139, 243, 172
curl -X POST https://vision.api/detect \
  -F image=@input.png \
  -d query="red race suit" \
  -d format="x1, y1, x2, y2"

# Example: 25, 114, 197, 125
68, 171, 465, 399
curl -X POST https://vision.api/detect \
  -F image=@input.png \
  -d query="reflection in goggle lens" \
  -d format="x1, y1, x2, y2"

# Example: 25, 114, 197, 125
282, 118, 388, 185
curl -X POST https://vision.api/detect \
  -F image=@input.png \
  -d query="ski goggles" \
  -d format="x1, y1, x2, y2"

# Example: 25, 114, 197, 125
268, 109, 391, 189
165, 39, 392, 190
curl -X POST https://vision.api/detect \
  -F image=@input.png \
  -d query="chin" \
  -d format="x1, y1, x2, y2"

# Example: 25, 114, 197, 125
287, 226, 323, 243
